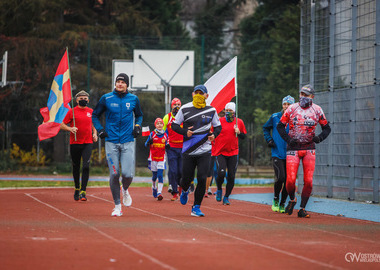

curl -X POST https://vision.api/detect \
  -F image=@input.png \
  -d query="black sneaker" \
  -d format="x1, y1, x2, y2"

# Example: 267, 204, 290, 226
79, 191, 87, 201
189, 183, 195, 193
74, 189, 80, 201
298, 208, 310, 218
285, 199, 297, 215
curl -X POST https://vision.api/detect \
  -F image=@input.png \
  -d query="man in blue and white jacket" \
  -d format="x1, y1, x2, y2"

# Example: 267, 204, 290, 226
92, 73, 143, 217
263, 95, 295, 213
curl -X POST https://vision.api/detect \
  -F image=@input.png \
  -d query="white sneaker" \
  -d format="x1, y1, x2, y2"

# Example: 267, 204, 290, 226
111, 204, 122, 217
122, 189, 132, 207
168, 184, 173, 193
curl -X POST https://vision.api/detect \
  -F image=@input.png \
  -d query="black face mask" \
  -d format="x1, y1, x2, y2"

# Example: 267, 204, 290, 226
172, 106, 180, 116
79, 100, 88, 107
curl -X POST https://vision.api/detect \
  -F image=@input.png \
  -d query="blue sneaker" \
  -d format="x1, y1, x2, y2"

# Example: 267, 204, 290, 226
216, 189, 222, 202
223, 196, 230, 205
180, 190, 189, 205
152, 188, 158, 198
191, 205, 205, 217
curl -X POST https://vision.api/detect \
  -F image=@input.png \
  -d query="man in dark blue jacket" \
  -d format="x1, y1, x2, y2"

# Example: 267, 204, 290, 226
263, 95, 294, 213
92, 73, 143, 217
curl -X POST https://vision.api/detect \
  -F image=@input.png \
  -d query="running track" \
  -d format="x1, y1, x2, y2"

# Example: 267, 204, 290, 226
1, 186, 379, 270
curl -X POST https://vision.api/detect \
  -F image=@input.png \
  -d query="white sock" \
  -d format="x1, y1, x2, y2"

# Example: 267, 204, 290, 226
152, 181, 157, 189
158, 183, 163, 194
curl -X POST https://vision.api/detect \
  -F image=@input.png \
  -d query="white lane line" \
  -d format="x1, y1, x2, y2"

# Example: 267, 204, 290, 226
24, 193, 176, 270
203, 204, 379, 244
90, 194, 345, 270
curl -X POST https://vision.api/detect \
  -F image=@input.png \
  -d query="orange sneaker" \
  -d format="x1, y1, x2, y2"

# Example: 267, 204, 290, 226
171, 193, 179, 201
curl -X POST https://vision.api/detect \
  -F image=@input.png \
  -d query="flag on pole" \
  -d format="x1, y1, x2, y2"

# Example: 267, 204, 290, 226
205, 56, 237, 113
142, 126, 150, 136
38, 50, 72, 141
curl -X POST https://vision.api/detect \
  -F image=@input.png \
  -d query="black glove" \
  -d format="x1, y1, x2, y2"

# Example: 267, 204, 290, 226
147, 137, 153, 145
288, 138, 298, 147
99, 129, 108, 139
312, 136, 321, 144
132, 125, 141, 138
165, 144, 171, 150
267, 140, 276, 148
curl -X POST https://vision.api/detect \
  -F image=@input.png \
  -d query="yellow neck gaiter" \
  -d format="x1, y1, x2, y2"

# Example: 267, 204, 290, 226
192, 94, 206, 109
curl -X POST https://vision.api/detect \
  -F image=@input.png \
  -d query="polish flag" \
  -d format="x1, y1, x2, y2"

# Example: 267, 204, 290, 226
205, 57, 237, 113
142, 126, 150, 136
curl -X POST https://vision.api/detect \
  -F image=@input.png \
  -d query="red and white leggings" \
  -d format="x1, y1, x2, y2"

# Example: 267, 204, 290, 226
286, 149, 316, 208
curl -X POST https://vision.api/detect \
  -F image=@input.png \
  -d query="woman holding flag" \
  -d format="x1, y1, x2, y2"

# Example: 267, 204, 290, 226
213, 102, 247, 205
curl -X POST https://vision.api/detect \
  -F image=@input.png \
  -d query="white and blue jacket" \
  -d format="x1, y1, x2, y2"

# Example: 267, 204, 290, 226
263, 111, 288, 160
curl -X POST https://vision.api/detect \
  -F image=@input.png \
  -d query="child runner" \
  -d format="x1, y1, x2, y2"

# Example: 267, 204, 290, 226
145, 118, 170, 200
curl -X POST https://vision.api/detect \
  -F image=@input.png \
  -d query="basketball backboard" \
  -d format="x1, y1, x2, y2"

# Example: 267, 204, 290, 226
112, 59, 164, 91
133, 50, 194, 87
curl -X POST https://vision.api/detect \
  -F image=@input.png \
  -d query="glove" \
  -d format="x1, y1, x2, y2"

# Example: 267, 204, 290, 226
312, 136, 321, 143
98, 129, 108, 139
267, 140, 276, 148
147, 138, 153, 145
288, 138, 297, 147
165, 144, 171, 150
132, 125, 141, 138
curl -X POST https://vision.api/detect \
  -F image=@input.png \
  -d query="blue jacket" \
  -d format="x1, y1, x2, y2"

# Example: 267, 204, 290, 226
263, 111, 288, 159
92, 90, 143, 143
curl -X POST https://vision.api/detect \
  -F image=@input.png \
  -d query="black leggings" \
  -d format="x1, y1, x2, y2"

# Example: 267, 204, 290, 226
272, 157, 288, 204
70, 144, 93, 191
216, 155, 238, 197
181, 153, 211, 206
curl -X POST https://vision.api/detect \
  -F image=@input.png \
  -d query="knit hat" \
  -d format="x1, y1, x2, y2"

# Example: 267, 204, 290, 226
115, 73, 129, 86
282, 95, 295, 105
75, 90, 89, 98
225, 102, 236, 112
154, 118, 164, 127
171, 98, 181, 108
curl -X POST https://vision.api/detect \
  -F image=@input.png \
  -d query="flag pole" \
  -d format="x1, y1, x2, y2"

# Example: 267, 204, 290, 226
235, 56, 238, 137
66, 47, 77, 141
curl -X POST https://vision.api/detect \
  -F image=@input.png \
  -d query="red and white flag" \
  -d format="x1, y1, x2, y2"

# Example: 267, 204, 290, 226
205, 56, 237, 113
142, 126, 150, 136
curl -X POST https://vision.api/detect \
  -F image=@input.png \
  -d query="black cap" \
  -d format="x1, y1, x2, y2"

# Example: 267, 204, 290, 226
115, 73, 129, 87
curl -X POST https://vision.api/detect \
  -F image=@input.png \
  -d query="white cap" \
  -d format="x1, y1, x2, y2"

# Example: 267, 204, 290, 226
225, 102, 236, 112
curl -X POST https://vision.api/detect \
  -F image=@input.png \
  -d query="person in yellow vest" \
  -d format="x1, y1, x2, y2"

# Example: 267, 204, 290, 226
163, 98, 184, 201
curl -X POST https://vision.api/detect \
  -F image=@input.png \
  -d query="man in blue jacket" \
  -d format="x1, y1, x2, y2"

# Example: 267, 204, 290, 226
263, 95, 294, 213
92, 73, 143, 217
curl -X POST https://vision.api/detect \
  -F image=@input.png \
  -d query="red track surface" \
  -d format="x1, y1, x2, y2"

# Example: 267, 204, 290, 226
1, 186, 379, 270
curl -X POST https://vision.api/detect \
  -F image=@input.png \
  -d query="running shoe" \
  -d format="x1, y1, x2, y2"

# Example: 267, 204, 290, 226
74, 189, 80, 201
298, 208, 310, 218
171, 193, 179, 201
285, 199, 297, 215
122, 188, 132, 207
168, 184, 173, 193
157, 193, 163, 201
111, 204, 122, 217
79, 191, 87, 201
180, 190, 189, 205
223, 196, 230, 205
216, 189, 222, 202
279, 203, 285, 213
271, 199, 279, 212
204, 192, 209, 198
191, 205, 205, 217
207, 187, 213, 195
152, 188, 158, 198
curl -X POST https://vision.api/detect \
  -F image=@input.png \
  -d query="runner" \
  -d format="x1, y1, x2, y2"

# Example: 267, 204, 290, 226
277, 85, 331, 218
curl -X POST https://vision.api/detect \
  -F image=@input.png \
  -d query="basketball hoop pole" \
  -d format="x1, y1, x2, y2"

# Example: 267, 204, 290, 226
0, 51, 8, 87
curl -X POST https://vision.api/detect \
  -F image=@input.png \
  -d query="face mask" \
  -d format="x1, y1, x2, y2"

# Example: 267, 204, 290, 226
225, 112, 235, 122
192, 94, 206, 109
79, 100, 88, 107
299, 97, 312, 108
172, 106, 180, 116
